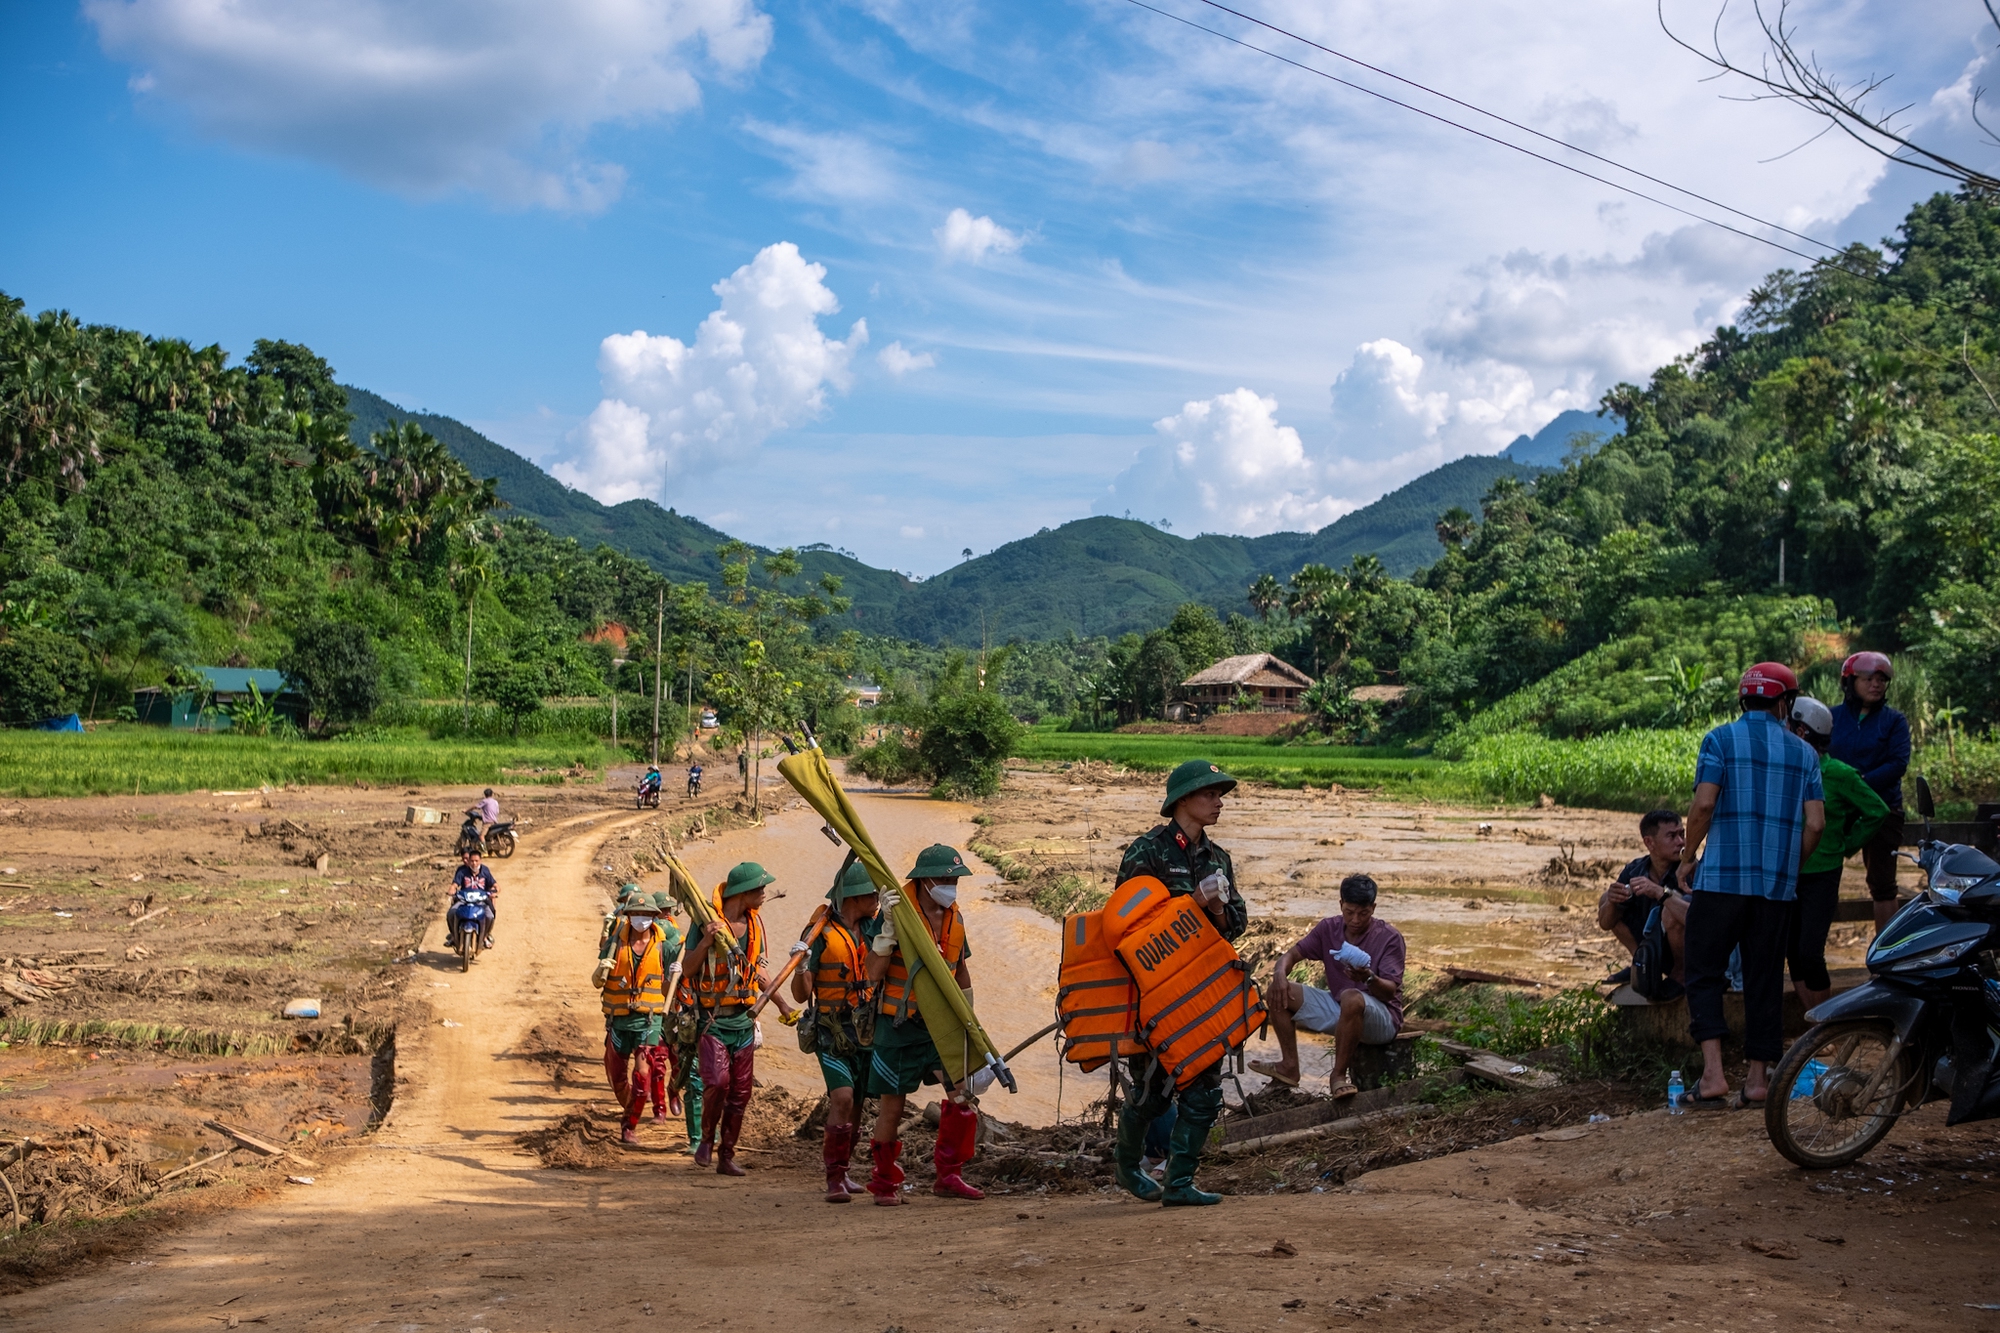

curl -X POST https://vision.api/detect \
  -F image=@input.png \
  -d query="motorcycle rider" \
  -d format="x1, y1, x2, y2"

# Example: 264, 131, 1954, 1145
639, 765, 663, 805
465, 788, 502, 848
687, 762, 704, 798
452, 849, 499, 947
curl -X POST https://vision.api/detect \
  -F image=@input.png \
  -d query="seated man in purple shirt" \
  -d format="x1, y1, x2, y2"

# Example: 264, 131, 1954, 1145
1250, 874, 1406, 1100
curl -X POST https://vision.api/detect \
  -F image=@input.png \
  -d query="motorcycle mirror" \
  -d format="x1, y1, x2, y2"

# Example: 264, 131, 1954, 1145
1914, 774, 1936, 822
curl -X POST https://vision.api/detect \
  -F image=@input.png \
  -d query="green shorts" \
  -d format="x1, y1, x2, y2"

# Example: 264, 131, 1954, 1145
605, 1012, 664, 1056
867, 1029, 943, 1097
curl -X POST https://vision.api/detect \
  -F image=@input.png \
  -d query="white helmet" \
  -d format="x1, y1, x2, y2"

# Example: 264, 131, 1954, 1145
1790, 695, 1834, 742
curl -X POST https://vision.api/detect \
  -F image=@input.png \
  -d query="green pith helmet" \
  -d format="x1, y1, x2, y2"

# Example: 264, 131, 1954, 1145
831, 860, 880, 902
722, 861, 776, 897
1160, 759, 1237, 817
650, 891, 675, 915
908, 844, 972, 881
617, 882, 641, 902
619, 895, 657, 915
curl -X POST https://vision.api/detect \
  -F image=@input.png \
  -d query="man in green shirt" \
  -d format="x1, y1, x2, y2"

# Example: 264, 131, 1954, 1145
1112, 759, 1245, 1207
1786, 697, 1889, 1009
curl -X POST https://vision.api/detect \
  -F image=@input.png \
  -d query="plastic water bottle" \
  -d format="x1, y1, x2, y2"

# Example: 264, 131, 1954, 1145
1667, 1070, 1685, 1115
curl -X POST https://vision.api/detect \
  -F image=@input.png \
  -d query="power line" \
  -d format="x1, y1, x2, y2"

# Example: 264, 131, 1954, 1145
1188, 0, 1843, 255
1122, 0, 1847, 270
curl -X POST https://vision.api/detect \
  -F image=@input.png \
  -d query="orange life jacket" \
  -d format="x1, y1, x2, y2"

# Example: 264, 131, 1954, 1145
676, 908, 765, 1016
1101, 876, 1266, 1090
1055, 907, 1142, 1071
812, 917, 872, 1011
602, 920, 671, 1016
879, 884, 965, 1025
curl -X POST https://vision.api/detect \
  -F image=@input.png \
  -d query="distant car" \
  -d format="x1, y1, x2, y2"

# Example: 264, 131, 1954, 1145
700, 711, 718, 728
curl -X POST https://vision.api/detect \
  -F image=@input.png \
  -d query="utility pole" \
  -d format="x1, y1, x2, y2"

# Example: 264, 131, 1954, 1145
1778, 538, 1786, 587
649, 588, 664, 766
610, 656, 627, 746
684, 646, 697, 763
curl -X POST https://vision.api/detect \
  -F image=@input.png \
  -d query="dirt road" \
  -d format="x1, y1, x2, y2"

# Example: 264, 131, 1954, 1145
5, 774, 1999, 1330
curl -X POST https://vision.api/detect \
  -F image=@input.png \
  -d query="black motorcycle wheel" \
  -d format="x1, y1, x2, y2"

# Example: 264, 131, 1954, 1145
458, 929, 475, 973
488, 831, 516, 859
1766, 1018, 1910, 1169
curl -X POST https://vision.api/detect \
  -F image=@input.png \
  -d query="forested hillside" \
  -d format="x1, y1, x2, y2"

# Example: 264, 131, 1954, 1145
1243, 192, 2000, 746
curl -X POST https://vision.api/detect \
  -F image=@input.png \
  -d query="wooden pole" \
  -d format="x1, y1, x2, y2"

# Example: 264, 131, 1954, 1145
650, 589, 664, 767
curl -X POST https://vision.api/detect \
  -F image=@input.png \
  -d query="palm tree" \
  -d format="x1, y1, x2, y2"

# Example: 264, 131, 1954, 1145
449, 529, 495, 727
1, 311, 107, 486
1247, 573, 1283, 620
1434, 506, 1477, 549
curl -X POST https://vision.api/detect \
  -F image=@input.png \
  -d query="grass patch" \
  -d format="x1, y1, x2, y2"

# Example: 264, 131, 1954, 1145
0, 1017, 292, 1056
1014, 729, 1448, 792
1458, 729, 1702, 810
0, 726, 615, 797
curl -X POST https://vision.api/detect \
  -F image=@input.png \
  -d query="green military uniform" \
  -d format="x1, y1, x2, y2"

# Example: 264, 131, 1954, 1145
1115, 759, 1241, 1207
807, 861, 880, 1094
865, 844, 975, 1099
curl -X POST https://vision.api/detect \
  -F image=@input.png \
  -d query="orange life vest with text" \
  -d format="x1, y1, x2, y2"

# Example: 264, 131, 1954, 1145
676, 907, 765, 1017
812, 917, 873, 1011
1088, 875, 1265, 1090
602, 920, 670, 1016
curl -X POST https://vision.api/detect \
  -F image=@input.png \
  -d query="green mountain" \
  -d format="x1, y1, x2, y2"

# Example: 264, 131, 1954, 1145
344, 387, 1539, 644
344, 387, 914, 627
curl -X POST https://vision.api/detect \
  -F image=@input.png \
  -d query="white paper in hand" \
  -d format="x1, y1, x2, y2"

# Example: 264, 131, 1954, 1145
1333, 941, 1372, 970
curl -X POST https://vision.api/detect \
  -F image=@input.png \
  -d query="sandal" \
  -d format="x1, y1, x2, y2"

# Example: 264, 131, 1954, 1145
1330, 1076, 1358, 1100
1249, 1059, 1301, 1088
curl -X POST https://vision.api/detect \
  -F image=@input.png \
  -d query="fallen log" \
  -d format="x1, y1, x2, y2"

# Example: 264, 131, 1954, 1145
202, 1119, 318, 1169
1443, 966, 1549, 988
1214, 1104, 1436, 1157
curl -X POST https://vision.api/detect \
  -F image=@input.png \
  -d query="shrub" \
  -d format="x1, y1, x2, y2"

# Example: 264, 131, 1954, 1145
0, 627, 90, 725
919, 690, 1022, 798
849, 732, 923, 785
279, 622, 382, 729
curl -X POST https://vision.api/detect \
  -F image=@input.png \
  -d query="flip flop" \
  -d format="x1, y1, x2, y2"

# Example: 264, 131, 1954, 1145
1249, 1059, 1301, 1088
1683, 1092, 1733, 1111
1330, 1076, 1359, 1101
1730, 1090, 1768, 1110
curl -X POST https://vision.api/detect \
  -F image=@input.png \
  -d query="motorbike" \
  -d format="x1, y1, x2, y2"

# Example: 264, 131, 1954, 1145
687, 768, 703, 799
446, 888, 493, 973
456, 817, 517, 858
1765, 776, 2000, 1169
636, 772, 663, 809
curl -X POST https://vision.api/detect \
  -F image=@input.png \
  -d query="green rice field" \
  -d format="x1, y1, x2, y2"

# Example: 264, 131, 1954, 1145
1013, 728, 1450, 793
0, 727, 615, 797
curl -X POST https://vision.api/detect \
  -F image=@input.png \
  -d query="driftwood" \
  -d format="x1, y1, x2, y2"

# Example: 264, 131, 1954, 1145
203, 1119, 319, 1169
1214, 1103, 1437, 1157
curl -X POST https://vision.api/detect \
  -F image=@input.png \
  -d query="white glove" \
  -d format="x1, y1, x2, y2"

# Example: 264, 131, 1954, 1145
752, 1020, 765, 1049
1196, 872, 1230, 905
968, 1066, 996, 1095
872, 917, 898, 955
789, 940, 811, 956
590, 962, 611, 988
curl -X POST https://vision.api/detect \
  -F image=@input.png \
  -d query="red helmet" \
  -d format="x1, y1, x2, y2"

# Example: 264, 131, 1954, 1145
1739, 661, 1799, 701
1841, 651, 1893, 681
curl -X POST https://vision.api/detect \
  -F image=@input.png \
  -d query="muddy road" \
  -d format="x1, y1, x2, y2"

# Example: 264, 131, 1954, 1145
0, 763, 1980, 1332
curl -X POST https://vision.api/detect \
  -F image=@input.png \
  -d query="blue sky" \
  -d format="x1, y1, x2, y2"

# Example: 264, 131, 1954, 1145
2, 1, 1989, 574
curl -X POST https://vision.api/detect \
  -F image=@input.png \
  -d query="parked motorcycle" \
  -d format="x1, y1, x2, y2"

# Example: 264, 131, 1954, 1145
636, 771, 663, 809
1766, 776, 2000, 1168
455, 818, 517, 858
446, 887, 493, 973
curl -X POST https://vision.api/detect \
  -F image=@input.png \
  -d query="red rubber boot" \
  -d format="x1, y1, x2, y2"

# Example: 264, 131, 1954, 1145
603, 1034, 630, 1109
715, 1103, 749, 1177
867, 1138, 906, 1206
931, 1100, 985, 1200
646, 1046, 670, 1124
822, 1123, 855, 1202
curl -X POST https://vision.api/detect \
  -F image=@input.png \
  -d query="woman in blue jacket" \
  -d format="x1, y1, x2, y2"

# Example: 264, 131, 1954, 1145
1828, 651, 1910, 934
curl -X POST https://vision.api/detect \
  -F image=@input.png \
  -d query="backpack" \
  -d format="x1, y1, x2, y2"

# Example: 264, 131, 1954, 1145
1630, 903, 1682, 1002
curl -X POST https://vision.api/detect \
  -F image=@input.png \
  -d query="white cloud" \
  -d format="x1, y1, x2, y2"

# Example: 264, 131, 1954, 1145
877, 342, 936, 376
1098, 389, 1350, 536
900, 525, 926, 538
743, 120, 902, 202
935, 208, 1025, 263
554, 243, 867, 503
85, 0, 771, 211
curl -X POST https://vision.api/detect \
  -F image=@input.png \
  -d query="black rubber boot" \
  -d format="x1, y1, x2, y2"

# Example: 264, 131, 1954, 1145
1113, 1103, 1164, 1202
1161, 1084, 1223, 1207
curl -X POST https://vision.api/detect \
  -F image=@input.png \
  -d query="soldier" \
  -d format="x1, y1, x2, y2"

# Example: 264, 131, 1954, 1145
789, 860, 881, 1202
675, 861, 773, 1175
862, 844, 985, 1205
1112, 759, 1244, 1207
595, 896, 680, 1144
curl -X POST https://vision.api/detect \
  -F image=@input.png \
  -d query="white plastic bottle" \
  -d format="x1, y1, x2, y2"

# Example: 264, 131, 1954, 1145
1667, 1069, 1685, 1115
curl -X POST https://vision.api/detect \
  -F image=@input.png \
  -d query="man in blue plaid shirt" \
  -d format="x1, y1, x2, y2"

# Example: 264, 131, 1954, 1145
1679, 662, 1826, 1108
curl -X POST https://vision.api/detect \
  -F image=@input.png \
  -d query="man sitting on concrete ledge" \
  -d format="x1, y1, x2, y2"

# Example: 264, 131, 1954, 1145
1599, 809, 1689, 989
1251, 874, 1406, 1100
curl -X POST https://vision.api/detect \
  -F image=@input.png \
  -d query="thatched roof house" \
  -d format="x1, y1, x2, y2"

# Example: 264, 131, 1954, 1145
1180, 653, 1314, 712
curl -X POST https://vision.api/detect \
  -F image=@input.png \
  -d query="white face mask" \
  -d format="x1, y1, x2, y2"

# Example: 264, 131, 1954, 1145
628, 915, 655, 929
928, 883, 958, 909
